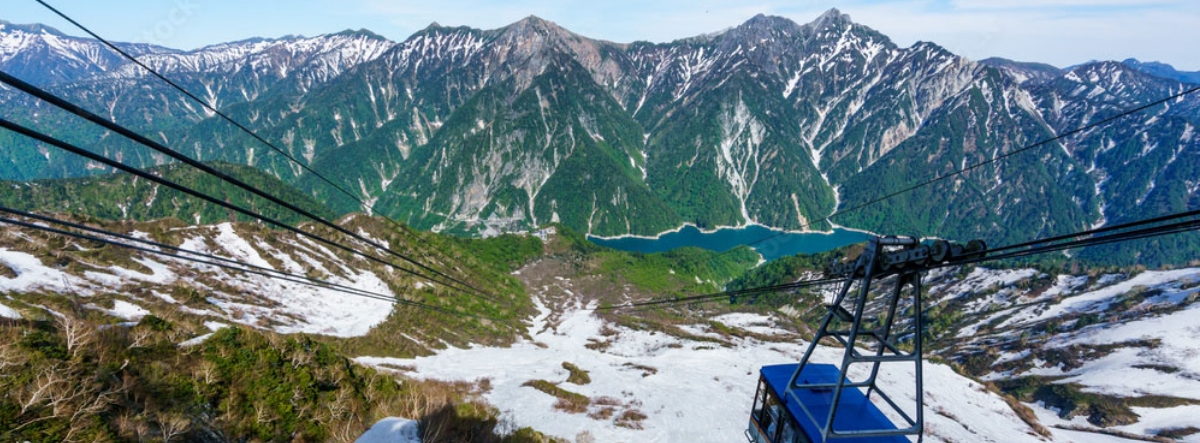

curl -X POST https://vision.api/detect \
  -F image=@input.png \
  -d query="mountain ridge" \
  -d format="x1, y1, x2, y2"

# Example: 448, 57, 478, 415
1, 10, 1197, 264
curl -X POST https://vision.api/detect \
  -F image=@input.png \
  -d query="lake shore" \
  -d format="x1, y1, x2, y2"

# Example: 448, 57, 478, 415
586, 220, 878, 241
588, 224, 871, 261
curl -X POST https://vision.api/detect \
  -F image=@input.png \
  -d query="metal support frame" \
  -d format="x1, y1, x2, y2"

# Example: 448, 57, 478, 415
782, 235, 984, 442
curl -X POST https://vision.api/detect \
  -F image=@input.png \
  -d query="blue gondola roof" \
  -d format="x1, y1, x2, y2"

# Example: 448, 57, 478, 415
760, 363, 910, 442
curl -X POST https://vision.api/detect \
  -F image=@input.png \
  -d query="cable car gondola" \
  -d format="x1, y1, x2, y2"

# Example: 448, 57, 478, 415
747, 236, 986, 443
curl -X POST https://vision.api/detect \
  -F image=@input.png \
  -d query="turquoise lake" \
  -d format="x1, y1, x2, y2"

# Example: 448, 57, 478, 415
588, 225, 870, 261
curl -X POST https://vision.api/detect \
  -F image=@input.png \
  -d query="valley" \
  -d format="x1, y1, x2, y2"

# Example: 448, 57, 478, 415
1, 6, 1199, 443
1, 215, 1198, 442
2, 11, 1197, 265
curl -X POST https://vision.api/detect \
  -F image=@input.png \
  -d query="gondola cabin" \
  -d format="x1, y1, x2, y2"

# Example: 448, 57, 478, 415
747, 363, 910, 443
744, 236, 976, 442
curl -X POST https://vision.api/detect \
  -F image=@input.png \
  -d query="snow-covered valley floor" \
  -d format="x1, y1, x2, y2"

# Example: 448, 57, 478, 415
358, 295, 1140, 443
3, 218, 1191, 442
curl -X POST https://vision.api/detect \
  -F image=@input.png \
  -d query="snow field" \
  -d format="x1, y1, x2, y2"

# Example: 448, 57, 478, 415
1040, 303, 1200, 401
1025, 268, 1200, 325
95, 299, 151, 320
1, 225, 397, 337
1120, 405, 1200, 442
939, 266, 1200, 440
179, 321, 231, 347
358, 301, 1055, 443
1028, 402, 1158, 443
173, 227, 396, 337
0, 248, 86, 294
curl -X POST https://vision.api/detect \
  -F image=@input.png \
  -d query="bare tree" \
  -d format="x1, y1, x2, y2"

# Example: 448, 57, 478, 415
14, 362, 124, 442
135, 420, 152, 443
289, 346, 313, 368
157, 412, 191, 442
291, 385, 316, 419
55, 313, 94, 359
19, 364, 67, 414
128, 327, 153, 349
253, 401, 277, 425
192, 360, 219, 385
362, 372, 381, 403
326, 388, 353, 420
114, 410, 140, 440
0, 342, 26, 371
331, 416, 365, 443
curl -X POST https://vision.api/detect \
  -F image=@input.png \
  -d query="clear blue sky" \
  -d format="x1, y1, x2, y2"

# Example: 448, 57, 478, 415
5, 0, 1199, 70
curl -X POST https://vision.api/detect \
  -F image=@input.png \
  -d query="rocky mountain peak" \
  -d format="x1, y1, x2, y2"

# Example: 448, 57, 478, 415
980, 57, 1062, 85
725, 14, 802, 43
1064, 60, 1139, 84
0, 20, 68, 37
808, 7, 852, 30
741, 13, 799, 30
489, 15, 581, 56
333, 28, 391, 41
456, 15, 588, 92
0, 20, 176, 86
1121, 58, 1200, 84
504, 15, 568, 38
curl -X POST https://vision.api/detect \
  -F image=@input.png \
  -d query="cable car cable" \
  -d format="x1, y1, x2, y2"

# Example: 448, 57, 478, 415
33, 0, 480, 282
0, 214, 492, 319
0, 71, 494, 301
744, 84, 1200, 250
0, 116, 491, 302
0, 205, 497, 320
596, 276, 848, 310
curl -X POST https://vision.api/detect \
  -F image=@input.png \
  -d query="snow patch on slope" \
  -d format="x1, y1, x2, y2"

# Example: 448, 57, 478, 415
359, 302, 1053, 443
1025, 268, 1198, 325
0, 301, 21, 319
2, 222, 396, 338
0, 248, 83, 294
96, 299, 151, 321
1044, 303, 1200, 400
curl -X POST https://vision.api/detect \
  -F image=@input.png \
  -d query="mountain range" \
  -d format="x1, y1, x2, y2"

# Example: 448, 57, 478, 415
1, 11, 1197, 265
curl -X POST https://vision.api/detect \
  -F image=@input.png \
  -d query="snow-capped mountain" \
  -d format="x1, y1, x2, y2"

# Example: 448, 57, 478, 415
1, 10, 1197, 265
979, 57, 1062, 85
0, 20, 176, 87
105, 30, 395, 103
0, 25, 394, 182
1121, 58, 1200, 85
1029, 61, 1200, 264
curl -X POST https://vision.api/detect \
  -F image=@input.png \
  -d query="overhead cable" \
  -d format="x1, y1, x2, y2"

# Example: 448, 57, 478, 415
34, 0, 477, 280
596, 276, 848, 311
0, 205, 488, 317
0, 213, 490, 319
747, 84, 1200, 249
947, 213, 1200, 267
0, 70, 493, 300
0, 116, 490, 301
